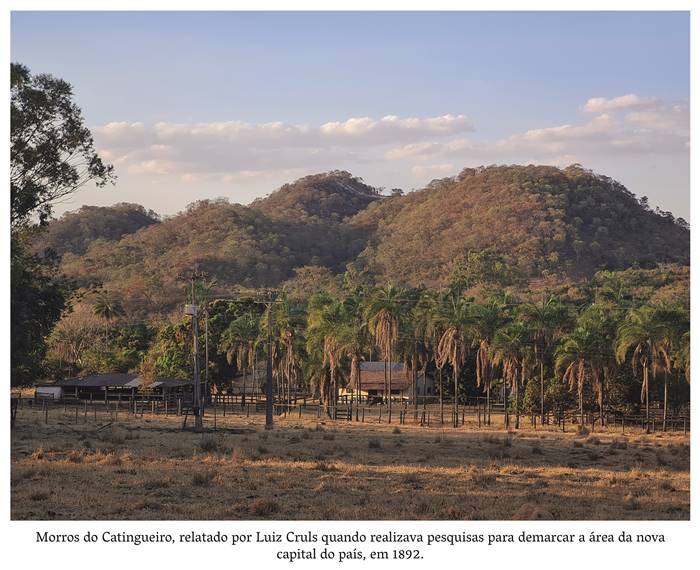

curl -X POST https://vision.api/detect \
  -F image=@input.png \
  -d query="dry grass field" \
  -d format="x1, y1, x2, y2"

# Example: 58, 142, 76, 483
10, 404, 690, 520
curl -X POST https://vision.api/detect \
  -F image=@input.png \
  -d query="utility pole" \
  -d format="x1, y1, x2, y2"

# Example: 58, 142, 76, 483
265, 295, 274, 430
204, 305, 210, 405
186, 272, 203, 432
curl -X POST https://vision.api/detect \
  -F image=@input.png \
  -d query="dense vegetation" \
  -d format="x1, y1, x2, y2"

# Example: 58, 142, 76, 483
46, 277, 690, 429
11, 62, 114, 385
33, 203, 159, 255
250, 170, 381, 221
40, 165, 689, 316
352, 165, 689, 286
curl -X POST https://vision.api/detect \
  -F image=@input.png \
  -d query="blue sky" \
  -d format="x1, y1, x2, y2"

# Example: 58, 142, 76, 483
11, 11, 690, 219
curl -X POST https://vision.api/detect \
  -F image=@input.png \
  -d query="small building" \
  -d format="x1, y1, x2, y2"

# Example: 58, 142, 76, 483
339, 361, 413, 400
35, 373, 193, 403
339, 361, 432, 402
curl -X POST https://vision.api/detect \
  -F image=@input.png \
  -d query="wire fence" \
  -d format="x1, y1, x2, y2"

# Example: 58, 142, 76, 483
11, 392, 690, 435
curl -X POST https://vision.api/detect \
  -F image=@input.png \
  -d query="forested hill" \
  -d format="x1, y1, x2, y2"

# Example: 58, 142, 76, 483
250, 170, 382, 221
42, 165, 689, 311
33, 203, 160, 256
351, 165, 689, 287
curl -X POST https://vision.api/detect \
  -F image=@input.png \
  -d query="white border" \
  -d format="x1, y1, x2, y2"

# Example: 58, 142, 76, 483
3, 2, 697, 568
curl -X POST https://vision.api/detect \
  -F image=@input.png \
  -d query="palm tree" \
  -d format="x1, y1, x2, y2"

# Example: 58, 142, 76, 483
647, 303, 689, 429
364, 285, 409, 423
415, 290, 450, 424
491, 322, 530, 429
555, 331, 595, 426
220, 311, 259, 407
471, 299, 508, 425
340, 292, 369, 418
266, 298, 306, 413
434, 296, 473, 428
306, 294, 349, 417
556, 309, 613, 426
92, 292, 125, 341
518, 297, 570, 422
616, 305, 673, 425
675, 331, 690, 383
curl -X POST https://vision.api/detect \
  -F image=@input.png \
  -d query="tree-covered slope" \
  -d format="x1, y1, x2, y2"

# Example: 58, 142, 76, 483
57, 171, 380, 309
49, 165, 689, 311
250, 170, 382, 221
33, 203, 160, 256
350, 165, 689, 287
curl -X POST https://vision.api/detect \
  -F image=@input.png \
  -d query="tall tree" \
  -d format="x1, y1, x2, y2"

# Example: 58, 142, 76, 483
556, 309, 614, 426
220, 311, 260, 406
616, 305, 673, 425
10, 63, 114, 385
491, 322, 530, 429
92, 291, 125, 341
266, 298, 306, 412
471, 298, 509, 425
434, 296, 473, 428
518, 296, 570, 421
364, 285, 410, 422
641, 303, 689, 429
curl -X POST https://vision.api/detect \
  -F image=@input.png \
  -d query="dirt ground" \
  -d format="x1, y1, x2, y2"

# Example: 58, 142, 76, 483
10, 404, 690, 520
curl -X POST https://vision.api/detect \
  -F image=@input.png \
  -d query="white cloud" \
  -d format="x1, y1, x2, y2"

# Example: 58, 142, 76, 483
582, 94, 659, 113
320, 114, 472, 140
93, 97, 687, 187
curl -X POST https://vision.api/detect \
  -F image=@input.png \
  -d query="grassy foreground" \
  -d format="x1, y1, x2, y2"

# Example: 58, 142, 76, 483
11, 406, 689, 520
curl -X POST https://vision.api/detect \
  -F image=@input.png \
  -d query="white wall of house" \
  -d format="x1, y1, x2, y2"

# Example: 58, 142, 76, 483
35, 386, 62, 399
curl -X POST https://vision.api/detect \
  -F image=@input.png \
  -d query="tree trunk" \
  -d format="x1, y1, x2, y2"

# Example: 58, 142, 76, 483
358, 360, 362, 405
579, 383, 584, 427
663, 371, 668, 432
503, 378, 509, 429
540, 359, 545, 423
439, 367, 444, 424
516, 363, 524, 429
413, 358, 418, 416
486, 383, 491, 426
383, 359, 387, 406
242, 369, 247, 408
454, 366, 459, 428
388, 352, 392, 423
331, 368, 336, 420
644, 364, 650, 423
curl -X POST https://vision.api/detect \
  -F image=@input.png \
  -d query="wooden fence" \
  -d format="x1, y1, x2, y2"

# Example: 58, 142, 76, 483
11, 392, 690, 434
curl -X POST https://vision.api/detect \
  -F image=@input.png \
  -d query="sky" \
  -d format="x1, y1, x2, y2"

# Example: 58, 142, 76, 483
11, 11, 690, 220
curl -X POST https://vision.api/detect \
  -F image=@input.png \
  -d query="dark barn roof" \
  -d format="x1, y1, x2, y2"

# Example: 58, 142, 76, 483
53, 373, 138, 388
39, 374, 189, 389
